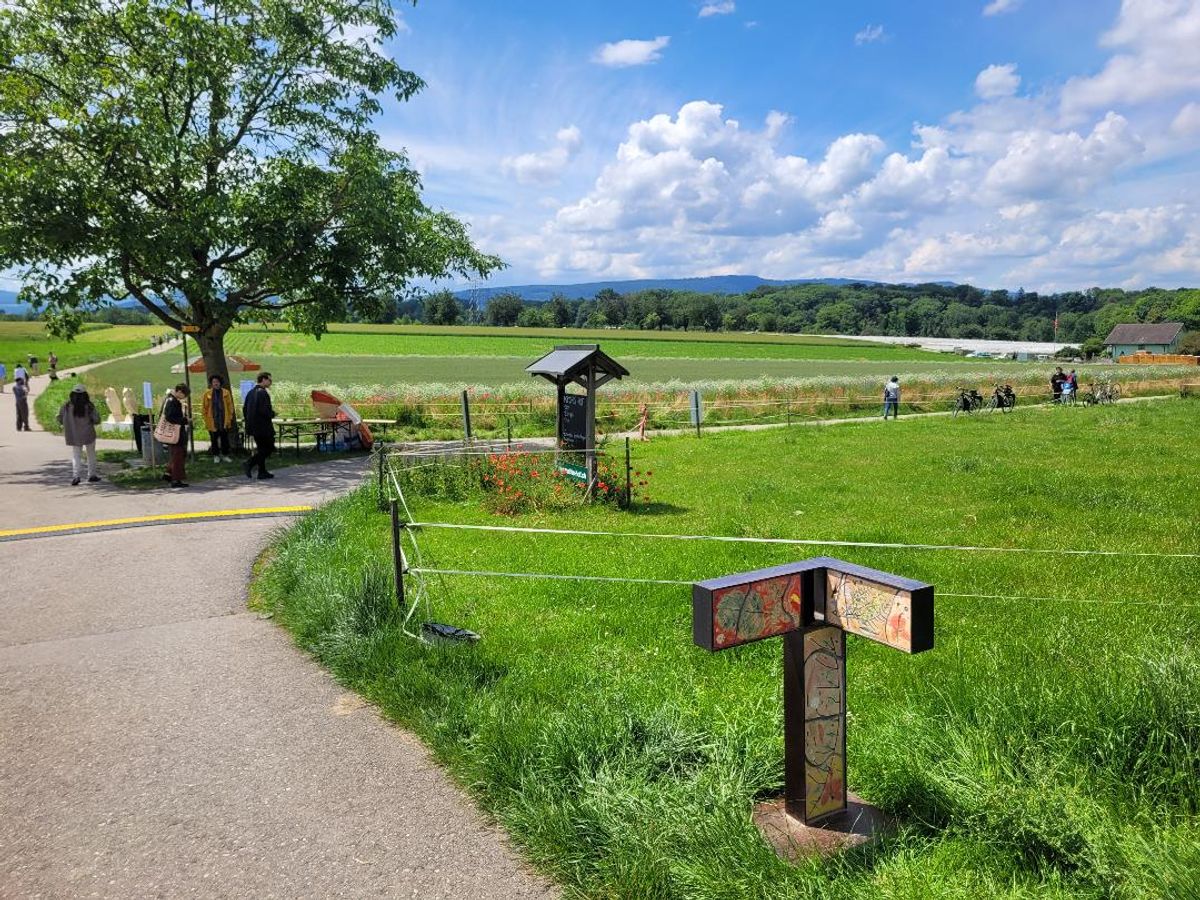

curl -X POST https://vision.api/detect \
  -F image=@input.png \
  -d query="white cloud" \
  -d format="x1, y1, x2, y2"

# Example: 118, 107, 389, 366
551, 102, 885, 240
1062, 0, 1200, 113
699, 1, 735, 17
854, 24, 887, 45
1172, 102, 1200, 135
502, 126, 583, 185
975, 64, 1021, 99
983, 0, 1022, 16
592, 36, 670, 68
984, 112, 1145, 199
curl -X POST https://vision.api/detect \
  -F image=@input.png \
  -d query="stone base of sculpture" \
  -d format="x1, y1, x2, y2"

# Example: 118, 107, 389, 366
752, 794, 890, 861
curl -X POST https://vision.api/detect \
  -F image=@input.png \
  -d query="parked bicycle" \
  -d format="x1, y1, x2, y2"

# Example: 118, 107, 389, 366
1081, 380, 1121, 405
987, 384, 1017, 413
952, 387, 984, 417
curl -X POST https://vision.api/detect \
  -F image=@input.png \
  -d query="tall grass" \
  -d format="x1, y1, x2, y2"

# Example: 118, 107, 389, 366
256, 399, 1200, 899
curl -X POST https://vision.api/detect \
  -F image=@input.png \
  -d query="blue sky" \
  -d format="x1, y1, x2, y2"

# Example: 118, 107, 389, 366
372, 0, 1200, 292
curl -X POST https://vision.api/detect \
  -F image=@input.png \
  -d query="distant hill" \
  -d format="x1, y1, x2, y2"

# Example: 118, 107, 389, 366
451, 275, 881, 304
0, 289, 22, 315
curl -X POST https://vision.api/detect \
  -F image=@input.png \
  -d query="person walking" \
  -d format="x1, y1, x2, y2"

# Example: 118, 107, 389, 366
14, 361, 28, 385
13, 376, 31, 431
882, 376, 901, 420
243, 372, 276, 480
201, 374, 235, 462
57, 384, 102, 485
27, 353, 39, 375
0, 360, 6, 393
163, 383, 191, 488
48, 350, 58, 380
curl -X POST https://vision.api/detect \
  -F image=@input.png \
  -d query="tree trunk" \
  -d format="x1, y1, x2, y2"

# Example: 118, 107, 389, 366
195, 327, 231, 391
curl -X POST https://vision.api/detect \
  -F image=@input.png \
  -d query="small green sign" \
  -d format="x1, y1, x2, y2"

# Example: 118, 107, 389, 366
558, 462, 587, 482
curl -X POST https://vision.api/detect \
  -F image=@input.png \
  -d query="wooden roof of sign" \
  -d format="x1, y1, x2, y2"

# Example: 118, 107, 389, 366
525, 345, 629, 386
1102, 323, 1184, 345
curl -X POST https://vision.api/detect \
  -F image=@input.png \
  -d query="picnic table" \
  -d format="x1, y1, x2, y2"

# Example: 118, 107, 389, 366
274, 418, 359, 455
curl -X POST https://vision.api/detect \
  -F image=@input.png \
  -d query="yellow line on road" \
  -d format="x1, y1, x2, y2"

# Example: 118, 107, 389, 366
0, 506, 314, 540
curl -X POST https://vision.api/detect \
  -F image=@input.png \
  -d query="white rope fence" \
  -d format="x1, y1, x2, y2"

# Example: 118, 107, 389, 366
407, 522, 1200, 560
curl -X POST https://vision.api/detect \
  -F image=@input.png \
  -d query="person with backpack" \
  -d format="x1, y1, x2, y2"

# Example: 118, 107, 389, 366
882, 376, 901, 420
201, 374, 235, 462
242, 372, 277, 480
57, 384, 102, 485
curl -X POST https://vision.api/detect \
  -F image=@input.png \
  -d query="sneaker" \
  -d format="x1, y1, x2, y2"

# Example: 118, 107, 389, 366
244, 462, 254, 478
87, 476, 100, 483
257, 471, 275, 480
222, 456, 233, 463
71, 477, 81, 486
171, 481, 189, 488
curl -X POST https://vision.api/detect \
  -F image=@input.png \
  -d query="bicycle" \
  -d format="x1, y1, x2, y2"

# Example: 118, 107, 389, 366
952, 388, 984, 417
986, 384, 1017, 413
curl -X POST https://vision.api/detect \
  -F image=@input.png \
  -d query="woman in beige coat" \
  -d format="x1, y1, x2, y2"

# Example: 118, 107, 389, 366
57, 384, 101, 485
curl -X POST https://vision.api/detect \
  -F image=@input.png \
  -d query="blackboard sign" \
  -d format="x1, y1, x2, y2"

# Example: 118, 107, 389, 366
560, 393, 588, 450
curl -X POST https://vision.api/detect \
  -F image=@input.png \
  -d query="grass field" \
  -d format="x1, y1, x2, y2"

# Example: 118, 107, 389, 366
257, 399, 1200, 899
225, 324, 951, 362
0, 322, 163, 373
69, 352, 1030, 394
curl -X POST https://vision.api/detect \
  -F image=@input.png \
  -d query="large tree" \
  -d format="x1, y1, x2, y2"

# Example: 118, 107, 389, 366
0, 0, 501, 385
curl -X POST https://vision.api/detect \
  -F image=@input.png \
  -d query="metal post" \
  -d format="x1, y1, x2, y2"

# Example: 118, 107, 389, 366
181, 333, 196, 460
507, 418, 512, 449
691, 389, 701, 438
460, 389, 472, 443
390, 499, 405, 609
786, 401, 791, 427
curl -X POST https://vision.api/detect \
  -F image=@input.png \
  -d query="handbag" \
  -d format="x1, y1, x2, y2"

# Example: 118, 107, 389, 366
153, 399, 181, 445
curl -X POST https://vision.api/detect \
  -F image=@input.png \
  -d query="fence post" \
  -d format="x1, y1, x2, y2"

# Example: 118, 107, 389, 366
507, 417, 512, 448
461, 389, 473, 443
390, 499, 406, 609
786, 401, 791, 427
690, 390, 702, 438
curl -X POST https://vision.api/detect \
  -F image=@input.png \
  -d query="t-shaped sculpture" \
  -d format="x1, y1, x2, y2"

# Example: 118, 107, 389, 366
693, 557, 933, 825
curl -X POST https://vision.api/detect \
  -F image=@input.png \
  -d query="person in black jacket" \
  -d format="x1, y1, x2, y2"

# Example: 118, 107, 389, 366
243, 372, 277, 479
164, 383, 190, 487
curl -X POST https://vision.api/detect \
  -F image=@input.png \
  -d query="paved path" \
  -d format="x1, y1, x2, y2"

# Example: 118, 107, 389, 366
0, 368, 556, 898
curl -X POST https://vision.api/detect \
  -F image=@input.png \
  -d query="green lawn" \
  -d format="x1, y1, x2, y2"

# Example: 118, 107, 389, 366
0, 322, 163, 373
95, 447, 366, 488
255, 398, 1200, 899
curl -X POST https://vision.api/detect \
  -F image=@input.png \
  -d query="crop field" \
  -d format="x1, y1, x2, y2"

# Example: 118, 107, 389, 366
224, 324, 951, 362
257, 399, 1200, 899
0, 322, 163, 372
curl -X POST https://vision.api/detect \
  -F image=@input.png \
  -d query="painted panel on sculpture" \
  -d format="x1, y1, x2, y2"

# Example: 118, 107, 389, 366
826, 569, 920, 652
803, 626, 845, 821
710, 573, 804, 649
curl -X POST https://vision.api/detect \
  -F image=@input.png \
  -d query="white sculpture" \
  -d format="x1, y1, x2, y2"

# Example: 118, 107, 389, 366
122, 386, 137, 418
104, 386, 123, 424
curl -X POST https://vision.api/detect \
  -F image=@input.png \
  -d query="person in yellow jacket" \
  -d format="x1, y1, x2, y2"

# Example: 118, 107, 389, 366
201, 374, 236, 462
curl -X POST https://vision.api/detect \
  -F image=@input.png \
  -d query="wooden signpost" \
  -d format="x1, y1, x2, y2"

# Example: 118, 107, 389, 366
693, 557, 933, 850
526, 345, 629, 489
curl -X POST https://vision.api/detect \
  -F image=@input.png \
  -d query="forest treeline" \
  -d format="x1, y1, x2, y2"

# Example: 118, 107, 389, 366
416, 282, 1200, 350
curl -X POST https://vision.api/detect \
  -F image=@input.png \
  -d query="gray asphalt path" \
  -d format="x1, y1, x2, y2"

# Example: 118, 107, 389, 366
0, 367, 556, 898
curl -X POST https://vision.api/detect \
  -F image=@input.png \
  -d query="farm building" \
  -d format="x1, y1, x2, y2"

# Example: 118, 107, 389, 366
1103, 323, 1185, 360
